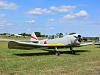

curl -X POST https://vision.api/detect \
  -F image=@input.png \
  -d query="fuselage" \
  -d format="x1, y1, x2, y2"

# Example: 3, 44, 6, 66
39, 35, 80, 46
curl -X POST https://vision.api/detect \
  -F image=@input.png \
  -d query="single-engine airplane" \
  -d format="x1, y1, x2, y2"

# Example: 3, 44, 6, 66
8, 32, 91, 56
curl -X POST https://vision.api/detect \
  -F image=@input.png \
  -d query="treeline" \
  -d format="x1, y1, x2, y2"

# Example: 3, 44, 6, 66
82, 37, 99, 42
0, 32, 63, 38
0, 32, 99, 41
0, 32, 48, 38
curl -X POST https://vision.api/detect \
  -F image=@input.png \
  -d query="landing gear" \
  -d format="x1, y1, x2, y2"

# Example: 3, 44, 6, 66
54, 47, 60, 56
70, 46, 75, 54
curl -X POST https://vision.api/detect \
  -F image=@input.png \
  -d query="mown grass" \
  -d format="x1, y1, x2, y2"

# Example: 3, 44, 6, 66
0, 41, 100, 75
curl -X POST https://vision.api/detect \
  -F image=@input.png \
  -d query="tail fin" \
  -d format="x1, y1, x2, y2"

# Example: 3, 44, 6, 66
31, 32, 38, 41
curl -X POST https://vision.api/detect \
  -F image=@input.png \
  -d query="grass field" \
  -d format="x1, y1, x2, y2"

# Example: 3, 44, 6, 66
0, 41, 100, 75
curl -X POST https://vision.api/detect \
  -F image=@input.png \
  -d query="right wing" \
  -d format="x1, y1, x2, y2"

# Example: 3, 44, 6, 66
79, 42, 93, 46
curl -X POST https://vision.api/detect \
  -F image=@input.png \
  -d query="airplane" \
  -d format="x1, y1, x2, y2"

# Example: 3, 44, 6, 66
8, 32, 91, 56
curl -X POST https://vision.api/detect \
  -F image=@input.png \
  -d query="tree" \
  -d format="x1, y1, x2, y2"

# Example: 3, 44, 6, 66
34, 32, 41, 37
56, 33, 63, 38
59, 33, 63, 38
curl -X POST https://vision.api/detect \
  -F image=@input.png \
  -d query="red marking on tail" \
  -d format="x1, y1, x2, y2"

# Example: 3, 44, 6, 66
31, 36, 38, 40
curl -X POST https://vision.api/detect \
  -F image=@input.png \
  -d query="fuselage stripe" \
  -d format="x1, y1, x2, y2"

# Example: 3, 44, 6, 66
48, 44, 65, 46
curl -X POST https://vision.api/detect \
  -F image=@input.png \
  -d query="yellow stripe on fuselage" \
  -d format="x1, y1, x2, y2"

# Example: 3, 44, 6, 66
48, 44, 65, 47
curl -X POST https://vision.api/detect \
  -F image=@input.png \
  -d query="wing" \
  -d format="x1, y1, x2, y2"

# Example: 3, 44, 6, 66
8, 41, 65, 49
8, 41, 48, 49
79, 42, 93, 46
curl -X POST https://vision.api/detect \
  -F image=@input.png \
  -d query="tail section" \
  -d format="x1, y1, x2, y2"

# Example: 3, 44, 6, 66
30, 32, 48, 44
31, 32, 38, 41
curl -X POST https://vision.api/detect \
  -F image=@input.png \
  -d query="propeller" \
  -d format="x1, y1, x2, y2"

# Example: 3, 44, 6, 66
77, 35, 82, 42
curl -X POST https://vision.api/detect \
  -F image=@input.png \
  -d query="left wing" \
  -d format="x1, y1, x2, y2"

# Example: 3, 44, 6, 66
8, 41, 48, 49
8, 41, 65, 49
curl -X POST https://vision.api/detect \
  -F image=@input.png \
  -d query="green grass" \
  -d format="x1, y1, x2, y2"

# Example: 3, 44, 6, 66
0, 41, 100, 75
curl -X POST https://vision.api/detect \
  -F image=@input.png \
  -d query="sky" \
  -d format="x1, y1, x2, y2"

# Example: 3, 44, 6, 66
0, 0, 100, 36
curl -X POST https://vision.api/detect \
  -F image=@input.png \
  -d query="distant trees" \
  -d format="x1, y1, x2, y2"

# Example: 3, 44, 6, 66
34, 32, 41, 37
83, 37, 98, 42
56, 33, 63, 38
34, 32, 48, 38
82, 37, 88, 42
48, 33, 63, 39
0, 33, 10, 35
19, 33, 31, 36
0, 32, 99, 42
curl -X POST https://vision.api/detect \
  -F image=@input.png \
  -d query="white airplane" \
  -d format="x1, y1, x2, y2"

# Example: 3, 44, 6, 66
8, 32, 91, 56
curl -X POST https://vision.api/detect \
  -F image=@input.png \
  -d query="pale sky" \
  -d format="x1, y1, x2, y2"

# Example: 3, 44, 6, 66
0, 0, 100, 36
